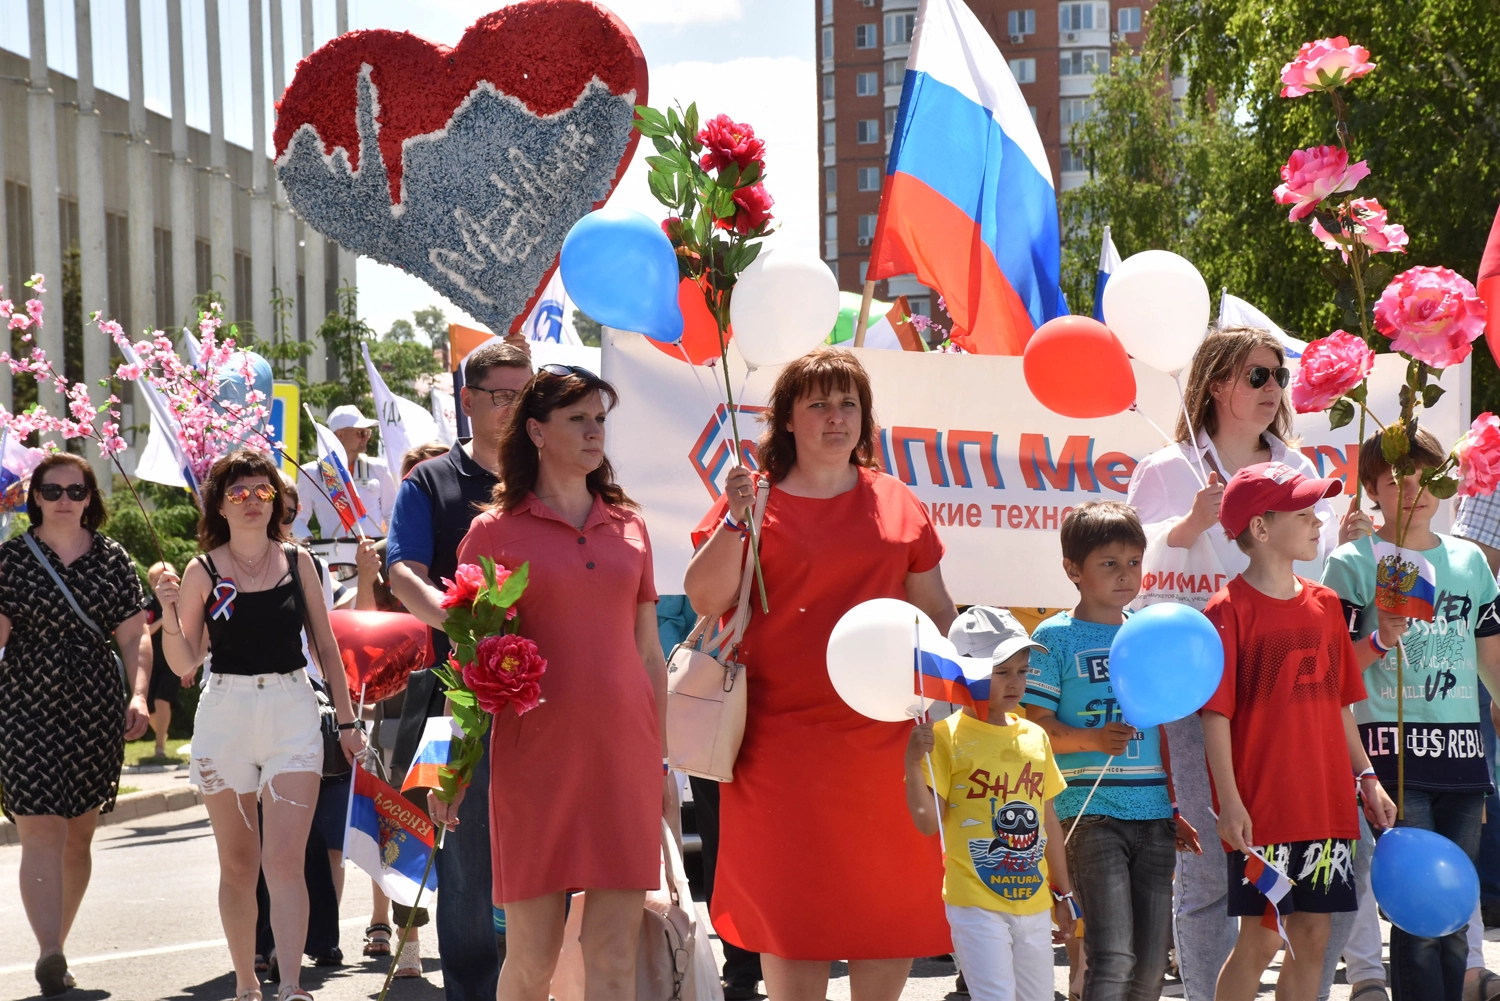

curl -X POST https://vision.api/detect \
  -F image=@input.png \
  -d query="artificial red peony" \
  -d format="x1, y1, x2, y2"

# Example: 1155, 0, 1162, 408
1273, 145, 1370, 222
1457, 413, 1500, 497
463, 633, 547, 716
1280, 36, 1375, 98
1309, 198, 1409, 257
1374, 266, 1488, 369
697, 114, 765, 173
716, 183, 775, 235
1291, 330, 1376, 413
440, 563, 487, 609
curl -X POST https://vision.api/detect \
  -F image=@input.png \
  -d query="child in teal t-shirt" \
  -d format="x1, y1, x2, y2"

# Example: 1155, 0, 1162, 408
1021, 501, 1200, 1001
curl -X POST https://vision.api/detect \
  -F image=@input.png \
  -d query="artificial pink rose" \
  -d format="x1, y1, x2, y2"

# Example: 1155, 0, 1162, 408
1273, 145, 1370, 221
716, 183, 775, 235
697, 114, 766, 173
1374, 266, 1487, 368
464, 633, 546, 716
1280, 36, 1375, 98
1290, 330, 1375, 413
440, 563, 486, 610
1457, 413, 1500, 497
1309, 198, 1409, 257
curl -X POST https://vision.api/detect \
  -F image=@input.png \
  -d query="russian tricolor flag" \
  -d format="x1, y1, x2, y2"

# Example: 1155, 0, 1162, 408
345, 768, 439, 907
869, 0, 1065, 355
1093, 226, 1121, 322
1244, 848, 1295, 956
311, 417, 370, 535
402, 716, 459, 793
1373, 540, 1438, 622
916, 646, 993, 721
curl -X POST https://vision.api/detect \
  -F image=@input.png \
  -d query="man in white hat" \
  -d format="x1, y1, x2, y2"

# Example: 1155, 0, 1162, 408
294, 404, 399, 538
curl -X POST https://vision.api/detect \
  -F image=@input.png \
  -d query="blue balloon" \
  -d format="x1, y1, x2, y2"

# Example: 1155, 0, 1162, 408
1109, 602, 1224, 728
1372, 828, 1478, 938
559, 206, 683, 343
215, 350, 274, 447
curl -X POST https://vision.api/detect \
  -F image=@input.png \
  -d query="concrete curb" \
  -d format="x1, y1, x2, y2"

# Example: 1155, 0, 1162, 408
0, 785, 204, 846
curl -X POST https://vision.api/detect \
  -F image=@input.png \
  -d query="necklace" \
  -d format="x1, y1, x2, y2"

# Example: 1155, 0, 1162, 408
227, 540, 274, 590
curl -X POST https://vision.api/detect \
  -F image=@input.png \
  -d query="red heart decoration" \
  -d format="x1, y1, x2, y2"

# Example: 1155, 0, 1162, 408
330, 609, 433, 704
274, 0, 648, 335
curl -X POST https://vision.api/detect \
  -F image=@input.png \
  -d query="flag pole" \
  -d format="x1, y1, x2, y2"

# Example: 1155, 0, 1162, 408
340, 683, 368, 866
854, 280, 877, 348
913, 615, 946, 854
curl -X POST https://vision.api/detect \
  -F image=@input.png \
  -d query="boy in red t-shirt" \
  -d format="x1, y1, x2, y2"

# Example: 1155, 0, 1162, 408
1202, 462, 1397, 1001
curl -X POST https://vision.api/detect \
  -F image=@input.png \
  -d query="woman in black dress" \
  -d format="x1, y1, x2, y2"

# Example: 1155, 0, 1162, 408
0, 452, 152, 996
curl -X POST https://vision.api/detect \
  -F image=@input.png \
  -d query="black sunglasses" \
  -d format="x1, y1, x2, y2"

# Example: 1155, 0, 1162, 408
539, 363, 595, 378
1247, 366, 1290, 390
37, 483, 91, 502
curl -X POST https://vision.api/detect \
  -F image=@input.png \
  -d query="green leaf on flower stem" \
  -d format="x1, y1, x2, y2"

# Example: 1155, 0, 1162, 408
693, 210, 711, 244
684, 102, 698, 141
456, 644, 477, 666
1382, 424, 1411, 464
479, 555, 498, 594
667, 106, 681, 134
719, 162, 741, 188
645, 155, 680, 174
739, 161, 762, 187
1320, 261, 1350, 289
495, 561, 529, 607
1312, 209, 1345, 237
712, 185, 736, 219
1427, 475, 1460, 500
1423, 384, 1446, 408
651, 134, 677, 157
1406, 358, 1423, 389
647, 170, 676, 208
446, 687, 477, 708
1347, 381, 1368, 404
452, 702, 482, 734
634, 105, 669, 135
1364, 262, 1394, 291
1328, 398, 1355, 430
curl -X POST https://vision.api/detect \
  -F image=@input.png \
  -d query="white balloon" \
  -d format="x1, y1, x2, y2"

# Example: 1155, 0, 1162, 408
729, 248, 841, 369
826, 598, 953, 722
1101, 249, 1211, 375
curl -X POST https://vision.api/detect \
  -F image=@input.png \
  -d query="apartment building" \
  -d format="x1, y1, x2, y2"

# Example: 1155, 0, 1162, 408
817, 0, 1151, 316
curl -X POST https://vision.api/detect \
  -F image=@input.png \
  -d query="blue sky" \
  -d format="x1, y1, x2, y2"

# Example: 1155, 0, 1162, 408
0, 0, 817, 336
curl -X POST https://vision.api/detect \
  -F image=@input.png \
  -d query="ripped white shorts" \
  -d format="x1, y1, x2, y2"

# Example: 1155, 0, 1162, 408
190, 668, 323, 799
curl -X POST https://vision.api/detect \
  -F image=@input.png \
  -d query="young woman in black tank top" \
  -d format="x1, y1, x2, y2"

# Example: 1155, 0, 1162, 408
153, 450, 364, 1001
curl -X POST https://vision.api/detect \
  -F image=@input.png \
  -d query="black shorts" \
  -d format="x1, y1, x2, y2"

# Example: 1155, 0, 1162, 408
1226, 839, 1358, 916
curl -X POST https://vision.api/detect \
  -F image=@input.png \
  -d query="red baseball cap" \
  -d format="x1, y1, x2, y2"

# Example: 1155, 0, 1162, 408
1219, 461, 1342, 540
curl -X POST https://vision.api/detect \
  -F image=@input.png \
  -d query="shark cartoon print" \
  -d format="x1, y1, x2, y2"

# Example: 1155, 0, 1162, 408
969, 797, 1047, 903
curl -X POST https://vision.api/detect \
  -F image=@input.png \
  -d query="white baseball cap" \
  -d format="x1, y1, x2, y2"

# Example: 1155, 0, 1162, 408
327, 405, 377, 431
948, 606, 1047, 665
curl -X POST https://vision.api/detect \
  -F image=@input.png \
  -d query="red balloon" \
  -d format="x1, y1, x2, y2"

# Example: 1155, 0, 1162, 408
329, 609, 432, 704
649, 277, 732, 365
1023, 316, 1137, 419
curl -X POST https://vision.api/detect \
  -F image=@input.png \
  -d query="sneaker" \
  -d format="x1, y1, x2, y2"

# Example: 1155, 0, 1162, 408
721, 981, 761, 1000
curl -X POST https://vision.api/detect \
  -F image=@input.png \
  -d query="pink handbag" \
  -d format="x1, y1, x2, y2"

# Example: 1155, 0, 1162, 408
664, 481, 768, 782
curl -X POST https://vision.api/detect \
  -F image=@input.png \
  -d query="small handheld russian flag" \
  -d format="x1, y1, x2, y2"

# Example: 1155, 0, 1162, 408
345, 768, 439, 907
1373, 540, 1437, 622
1244, 848, 1296, 957
402, 716, 460, 793
1093, 225, 1121, 322
915, 645, 992, 721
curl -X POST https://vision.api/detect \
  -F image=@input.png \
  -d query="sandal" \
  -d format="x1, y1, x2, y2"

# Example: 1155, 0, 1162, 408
254, 954, 270, 975
235, 992, 263, 1001
1467, 970, 1500, 1001
1352, 981, 1390, 1001
35, 951, 68, 997
363, 922, 393, 958
393, 933, 423, 979
276, 987, 313, 1001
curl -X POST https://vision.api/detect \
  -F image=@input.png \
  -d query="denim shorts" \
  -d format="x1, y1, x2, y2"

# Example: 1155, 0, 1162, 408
1227, 838, 1357, 916
190, 669, 323, 800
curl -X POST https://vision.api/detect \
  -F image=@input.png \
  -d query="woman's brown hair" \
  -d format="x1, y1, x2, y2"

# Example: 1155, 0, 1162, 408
492, 367, 636, 511
1175, 326, 1296, 444
400, 441, 450, 479
755, 347, 881, 484
27, 452, 107, 531
197, 449, 289, 550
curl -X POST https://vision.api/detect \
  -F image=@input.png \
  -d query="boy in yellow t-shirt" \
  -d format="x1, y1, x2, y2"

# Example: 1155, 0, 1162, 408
906, 608, 1078, 1001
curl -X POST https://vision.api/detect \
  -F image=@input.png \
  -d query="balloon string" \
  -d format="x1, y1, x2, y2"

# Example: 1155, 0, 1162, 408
676, 340, 719, 409
1066, 754, 1114, 845
1173, 373, 1211, 489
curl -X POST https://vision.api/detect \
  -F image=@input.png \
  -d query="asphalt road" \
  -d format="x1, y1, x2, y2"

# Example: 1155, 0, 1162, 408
1, 803, 1494, 1000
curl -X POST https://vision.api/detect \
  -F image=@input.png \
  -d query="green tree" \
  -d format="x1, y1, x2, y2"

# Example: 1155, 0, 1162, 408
413, 305, 448, 354
572, 310, 602, 347
315, 283, 374, 412
385, 317, 416, 343
1063, 0, 1500, 410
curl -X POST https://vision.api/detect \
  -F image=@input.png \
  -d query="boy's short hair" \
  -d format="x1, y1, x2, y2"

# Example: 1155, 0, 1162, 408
1358, 427, 1447, 500
1060, 501, 1146, 566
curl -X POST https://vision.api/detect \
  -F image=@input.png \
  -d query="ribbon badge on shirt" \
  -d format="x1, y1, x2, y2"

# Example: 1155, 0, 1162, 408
209, 579, 237, 621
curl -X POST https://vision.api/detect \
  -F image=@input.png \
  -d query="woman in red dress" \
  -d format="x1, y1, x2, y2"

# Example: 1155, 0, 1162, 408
686, 348, 958, 1001
443, 365, 670, 1001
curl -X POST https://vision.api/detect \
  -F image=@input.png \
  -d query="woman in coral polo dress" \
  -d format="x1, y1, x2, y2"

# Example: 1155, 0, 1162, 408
449, 365, 669, 999
687, 347, 958, 1001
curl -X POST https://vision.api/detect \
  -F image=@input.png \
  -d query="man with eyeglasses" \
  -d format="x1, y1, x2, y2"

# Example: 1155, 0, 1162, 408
293, 405, 398, 538
385, 339, 532, 1000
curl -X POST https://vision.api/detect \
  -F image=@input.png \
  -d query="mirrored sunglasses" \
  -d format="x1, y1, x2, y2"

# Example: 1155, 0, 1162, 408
1247, 366, 1290, 390
226, 483, 277, 504
37, 483, 90, 502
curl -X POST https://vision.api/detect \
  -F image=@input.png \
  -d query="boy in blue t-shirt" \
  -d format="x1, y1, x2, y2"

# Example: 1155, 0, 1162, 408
1023, 500, 1201, 1001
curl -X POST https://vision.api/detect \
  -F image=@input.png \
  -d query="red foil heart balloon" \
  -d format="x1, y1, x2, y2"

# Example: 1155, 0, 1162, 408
330, 609, 433, 704
274, 0, 648, 335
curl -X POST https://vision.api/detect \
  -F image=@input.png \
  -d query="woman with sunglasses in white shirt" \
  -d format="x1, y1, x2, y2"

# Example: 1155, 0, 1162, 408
153, 449, 365, 1001
1125, 325, 1369, 1001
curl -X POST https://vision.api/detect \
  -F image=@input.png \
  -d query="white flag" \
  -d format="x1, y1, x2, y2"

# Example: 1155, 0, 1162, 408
521, 271, 581, 345
362, 343, 442, 466
1219, 292, 1306, 360
430, 389, 457, 446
